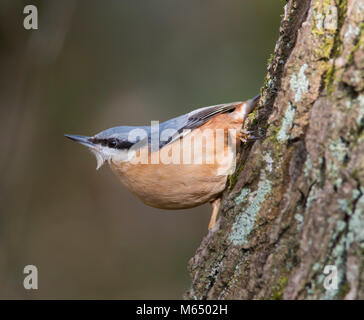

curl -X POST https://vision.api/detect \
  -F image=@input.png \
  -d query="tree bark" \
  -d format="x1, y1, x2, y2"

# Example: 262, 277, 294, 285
185, 0, 364, 300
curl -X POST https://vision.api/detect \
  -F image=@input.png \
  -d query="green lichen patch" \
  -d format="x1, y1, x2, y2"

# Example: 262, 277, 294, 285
227, 161, 245, 190
312, 1, 339, 58
311, 0, 349, 95
324, 63, 336, 95
263, 125, 282, 161
271, 275, 289, 300
332, 0, 348, 57
339, 283, 350, 298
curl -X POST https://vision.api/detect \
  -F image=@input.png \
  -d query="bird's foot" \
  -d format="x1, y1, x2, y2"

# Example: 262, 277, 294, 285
208, 198, 221, 230
239, 129, 261, 143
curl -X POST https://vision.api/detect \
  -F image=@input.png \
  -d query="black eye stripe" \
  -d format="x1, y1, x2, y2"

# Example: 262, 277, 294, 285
118, 140, 134, 149
89, 137, 135, 150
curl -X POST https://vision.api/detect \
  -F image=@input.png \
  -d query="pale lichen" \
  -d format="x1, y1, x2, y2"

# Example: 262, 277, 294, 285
294, 213, 304, 231
338, 199, 349, 213
327, 138, 349, 178
313, 262, 321, 271
322, 236, 346, 300
229, 172, 272, 245
321, 190, 364, 299
306, 185, 319, 209
357, 94, 364, 126
323, 5, 338, 32
322, 220, 348, 300
290, 63, 309, 102
263, 152, 274, 173
277, 103, 296, 142
304, 153, 313, 178
234, 188, 250, 205
347, 191, 364, 249
344, 25, 360, 42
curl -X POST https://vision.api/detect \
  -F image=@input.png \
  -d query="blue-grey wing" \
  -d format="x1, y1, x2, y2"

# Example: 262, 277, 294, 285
159, 101, 242, 148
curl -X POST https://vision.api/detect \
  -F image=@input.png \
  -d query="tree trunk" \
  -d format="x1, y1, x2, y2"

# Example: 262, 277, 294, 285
185, 0, 364, 300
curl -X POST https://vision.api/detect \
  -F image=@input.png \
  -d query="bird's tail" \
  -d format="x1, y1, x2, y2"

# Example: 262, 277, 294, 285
232, 94, 260, 122
246, 94, 260, 112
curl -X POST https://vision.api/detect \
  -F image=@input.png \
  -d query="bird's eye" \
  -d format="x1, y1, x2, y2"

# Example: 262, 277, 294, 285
108, 138, 118, 148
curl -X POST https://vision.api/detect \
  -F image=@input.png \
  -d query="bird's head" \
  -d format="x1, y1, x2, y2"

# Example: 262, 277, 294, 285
65, 126, 149, 169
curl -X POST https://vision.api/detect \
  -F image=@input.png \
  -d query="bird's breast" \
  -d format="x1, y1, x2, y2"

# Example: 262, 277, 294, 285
110, 113, 243, 209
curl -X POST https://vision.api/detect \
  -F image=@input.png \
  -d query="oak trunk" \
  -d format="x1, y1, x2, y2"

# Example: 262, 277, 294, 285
185, 0, 364, 300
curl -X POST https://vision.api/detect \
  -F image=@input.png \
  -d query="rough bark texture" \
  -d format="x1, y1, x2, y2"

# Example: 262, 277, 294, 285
185, 0, 364, 300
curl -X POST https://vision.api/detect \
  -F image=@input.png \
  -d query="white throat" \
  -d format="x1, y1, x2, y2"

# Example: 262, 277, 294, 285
90, 146, 135, 170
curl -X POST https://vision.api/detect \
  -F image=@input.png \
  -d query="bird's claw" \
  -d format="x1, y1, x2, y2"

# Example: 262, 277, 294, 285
239, 129, 261, 143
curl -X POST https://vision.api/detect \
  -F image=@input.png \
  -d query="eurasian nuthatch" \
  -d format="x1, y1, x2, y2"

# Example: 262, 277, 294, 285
65, 95, 259, 230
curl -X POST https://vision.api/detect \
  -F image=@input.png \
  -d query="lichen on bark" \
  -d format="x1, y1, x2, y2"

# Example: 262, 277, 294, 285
185, 0, 364, 300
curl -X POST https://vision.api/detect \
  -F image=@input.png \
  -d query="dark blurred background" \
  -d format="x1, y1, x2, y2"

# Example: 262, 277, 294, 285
0, 0, 282, 299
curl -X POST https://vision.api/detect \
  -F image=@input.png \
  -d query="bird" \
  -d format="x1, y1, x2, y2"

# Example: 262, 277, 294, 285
65, 94, 260, 230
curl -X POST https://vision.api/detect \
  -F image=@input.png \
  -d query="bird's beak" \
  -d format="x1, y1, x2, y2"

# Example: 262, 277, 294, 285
65, 134, 106, 169
64, 134, 95, 148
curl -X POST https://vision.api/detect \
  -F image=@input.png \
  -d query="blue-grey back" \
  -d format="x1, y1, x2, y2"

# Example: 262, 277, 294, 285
94, 101, 242, 149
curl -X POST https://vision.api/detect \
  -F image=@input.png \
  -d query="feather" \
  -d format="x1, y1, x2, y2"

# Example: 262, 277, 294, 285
91, 149, 105, 170
159, 101, 242, 147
